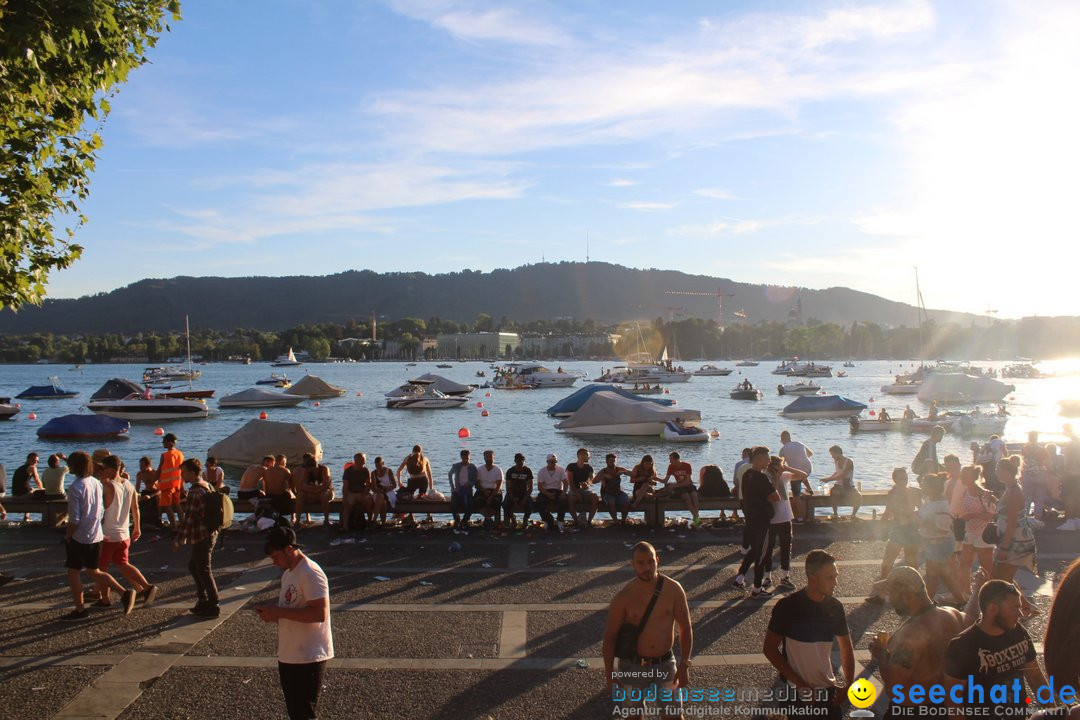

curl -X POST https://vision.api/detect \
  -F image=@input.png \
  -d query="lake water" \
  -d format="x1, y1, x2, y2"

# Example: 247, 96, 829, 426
3, 359, 1078, 494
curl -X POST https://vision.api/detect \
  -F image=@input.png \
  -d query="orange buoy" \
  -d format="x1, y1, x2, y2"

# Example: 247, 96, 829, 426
484, 392, 491, 397
314, 401, 321, 407
27, 412, 37, 420
709, 429, 720, 438
356, 391, 363, 397
869, 410, 876, 416
481, 410, 489, 417
259, 411, 268, 420
458, 427, 470, 438
476, 401, 483, 408
153, 427, 165, 436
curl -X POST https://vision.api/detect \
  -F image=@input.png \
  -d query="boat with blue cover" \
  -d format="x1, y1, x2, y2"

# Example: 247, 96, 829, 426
546, 384, 674, 418
780, 395, 867, 419
36, 414, 130, 439
16, 378, 78, 399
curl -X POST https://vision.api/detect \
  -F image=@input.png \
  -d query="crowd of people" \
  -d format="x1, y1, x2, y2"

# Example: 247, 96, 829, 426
1, 424, 1079, 719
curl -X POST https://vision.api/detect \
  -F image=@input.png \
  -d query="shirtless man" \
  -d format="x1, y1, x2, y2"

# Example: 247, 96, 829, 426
264, 454, 295, 522
293, 454, 334, 527
238, 456, 273, 503
869, 565, 979, 713
603, 542, 693, 719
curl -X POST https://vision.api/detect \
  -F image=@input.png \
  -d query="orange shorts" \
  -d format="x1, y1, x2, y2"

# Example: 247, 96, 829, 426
100, 539, 130, 568
159, 484, 182, 508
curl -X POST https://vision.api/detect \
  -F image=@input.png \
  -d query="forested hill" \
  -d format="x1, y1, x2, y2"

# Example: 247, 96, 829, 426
0, 262, 976, 334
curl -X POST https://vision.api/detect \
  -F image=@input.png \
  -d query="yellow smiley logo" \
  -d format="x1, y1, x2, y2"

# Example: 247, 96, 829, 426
847, 678, 877, 709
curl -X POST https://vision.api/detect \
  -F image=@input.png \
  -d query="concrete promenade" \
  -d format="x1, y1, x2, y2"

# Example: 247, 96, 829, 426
0, 518, 1072, 720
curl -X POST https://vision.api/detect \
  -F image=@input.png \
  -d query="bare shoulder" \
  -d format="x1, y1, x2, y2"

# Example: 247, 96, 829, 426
664, 575, 687, 599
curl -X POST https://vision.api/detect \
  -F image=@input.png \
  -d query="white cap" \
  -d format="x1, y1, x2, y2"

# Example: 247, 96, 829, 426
546, 453, 557, 462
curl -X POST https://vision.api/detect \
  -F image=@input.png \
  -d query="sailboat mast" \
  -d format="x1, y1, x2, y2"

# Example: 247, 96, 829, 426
914, 267, 926, 359
185, 315, 193, 386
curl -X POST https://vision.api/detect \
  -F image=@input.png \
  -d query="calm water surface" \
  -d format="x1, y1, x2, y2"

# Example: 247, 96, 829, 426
3, 359, 1078, 494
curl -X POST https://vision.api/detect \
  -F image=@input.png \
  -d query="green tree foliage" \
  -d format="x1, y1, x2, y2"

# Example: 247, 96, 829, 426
0, 0, 181, 309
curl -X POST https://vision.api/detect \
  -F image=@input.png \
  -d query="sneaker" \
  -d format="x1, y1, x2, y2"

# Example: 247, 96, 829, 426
762, 575, 773, 589
192, 604, 220, 618
92, 599, 112, 609
122, 589, 136, 615
732, 575, 746, 589
751, 586, 773, 598
779, 576, 795, 589
141, 585, 159, 607
61, 609, 90, 622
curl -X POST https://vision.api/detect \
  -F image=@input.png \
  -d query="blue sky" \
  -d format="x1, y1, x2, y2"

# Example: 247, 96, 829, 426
49, 0, 1078, 318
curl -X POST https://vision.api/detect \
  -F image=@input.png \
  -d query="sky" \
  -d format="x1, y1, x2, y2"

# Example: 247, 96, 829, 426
44, 0, 1079, 319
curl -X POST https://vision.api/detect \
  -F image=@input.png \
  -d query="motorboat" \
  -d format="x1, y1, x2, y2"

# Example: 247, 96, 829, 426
225, 355, 252, 364
87, 395, 209, 421
735, 360, 759, 367
730, 385, 763, 400
916, 374, 1015, 404
555, 391, 701, 436
661, 421, 710, 443
386, 380, 469, 409
143, 366, 201, 383
616, 384, 664, 395
546, 385, 674, 418
803, 365, 833, 378
16, 378, 78, 399
219, 388, 306, 408
386, 374, 475, 398
881, 380, 921, 395
693, 364, 733, 376
843, 361, 856, 368
159, 388, 215, 399
900, 416, 956, 433
1001, 363, 1043, 379
780, 395, 866, 419
36, 414, 130, 439
0, 398, 19, 420
271, 348, 303, 367
950, 411, 1009, 437
436, 363, 453, 369
849, 417, 902, 434
492, 362, 577, 389
256, 373, 292, 388
596, 361, 691, 384
777, 382, 822, 396
283, 375, 347, 399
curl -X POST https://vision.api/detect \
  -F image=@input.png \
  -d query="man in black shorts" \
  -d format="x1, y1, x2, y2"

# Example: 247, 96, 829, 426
597, 453, 632, 524
502, 454, 534, 530
62, 451, 135, 621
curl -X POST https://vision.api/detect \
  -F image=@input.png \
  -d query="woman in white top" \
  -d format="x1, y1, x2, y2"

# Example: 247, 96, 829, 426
372, 456, 398, 524
763, 456, 803, 589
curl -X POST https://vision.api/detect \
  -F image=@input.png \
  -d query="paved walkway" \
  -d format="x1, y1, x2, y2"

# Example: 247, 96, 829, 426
0, 519, 1072, 720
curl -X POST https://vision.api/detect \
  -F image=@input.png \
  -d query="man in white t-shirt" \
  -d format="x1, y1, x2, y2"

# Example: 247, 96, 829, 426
779, 431, 815, 522
536, 454, 568, 532
474, 450, 504, 533
257, 526, 334, 720
97, 455, 156, 609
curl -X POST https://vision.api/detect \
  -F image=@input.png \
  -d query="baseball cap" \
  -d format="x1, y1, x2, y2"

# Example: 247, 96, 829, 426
546, 453, 557, 462
885, 565, 926, 594
264, 526, 302, 555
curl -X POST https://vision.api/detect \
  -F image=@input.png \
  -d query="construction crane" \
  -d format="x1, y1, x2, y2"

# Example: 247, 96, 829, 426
664, 289, 735, 329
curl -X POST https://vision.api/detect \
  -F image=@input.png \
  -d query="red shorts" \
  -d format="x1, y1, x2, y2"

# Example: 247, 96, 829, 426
159, 484, 182, 508
99, 539, 130, 568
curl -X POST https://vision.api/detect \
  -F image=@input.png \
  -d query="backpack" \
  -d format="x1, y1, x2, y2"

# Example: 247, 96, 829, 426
203, 488, 234, 531
911, 442, 932, 475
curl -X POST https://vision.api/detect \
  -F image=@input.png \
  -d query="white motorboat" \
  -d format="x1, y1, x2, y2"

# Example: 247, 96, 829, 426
218, 388, 306, 408
0, 397, 19, 420
771, 359, 801, 375
777, 382, 823, 396
780, 395, 866, 419
143, 366, 201, 383
849, 417, 902, 433
881, 380, 921, 395
271, 347, 303, 367
901, 416, 956, 433
803, 364, 833, 378
735, 360, 759, 367
951, 412, 1008, 437
492, 362, 577, 389
661, 421, 710, 443
693, 364, 733, 376
843, 361, 856, 368
87, 395, 209, 421
386, 380, 469, 409
256, 373, 291, 388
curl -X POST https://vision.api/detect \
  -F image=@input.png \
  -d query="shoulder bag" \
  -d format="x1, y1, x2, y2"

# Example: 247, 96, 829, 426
615, 576, 665, 659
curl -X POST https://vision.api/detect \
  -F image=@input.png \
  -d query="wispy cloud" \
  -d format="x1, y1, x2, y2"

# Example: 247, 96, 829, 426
386, 0, 569, 45
608, 178, 638, 187
621, 201, 676, 212
693, 187, 737, 200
